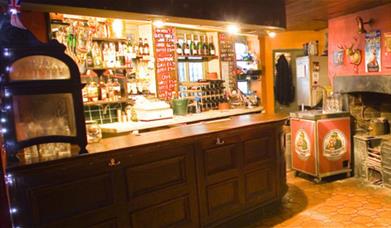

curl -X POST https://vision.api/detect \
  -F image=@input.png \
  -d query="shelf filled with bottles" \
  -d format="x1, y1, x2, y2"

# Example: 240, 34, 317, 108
176, 33, 217, 62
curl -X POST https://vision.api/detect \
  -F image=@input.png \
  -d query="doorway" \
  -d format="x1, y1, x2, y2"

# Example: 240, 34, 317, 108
273, 49, 304, 114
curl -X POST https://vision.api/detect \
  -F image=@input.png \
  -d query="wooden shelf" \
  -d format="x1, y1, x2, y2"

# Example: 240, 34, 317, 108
177, 55, 218, 62
87, 66, 130, 71
83, 98, 129, 106
92, 37, 128, 42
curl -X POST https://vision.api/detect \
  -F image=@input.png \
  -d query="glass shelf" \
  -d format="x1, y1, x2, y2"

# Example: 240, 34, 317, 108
177, 55, 218, 62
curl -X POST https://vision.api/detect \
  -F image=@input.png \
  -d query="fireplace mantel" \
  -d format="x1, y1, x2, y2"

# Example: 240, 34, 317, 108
333, 76, 391, 95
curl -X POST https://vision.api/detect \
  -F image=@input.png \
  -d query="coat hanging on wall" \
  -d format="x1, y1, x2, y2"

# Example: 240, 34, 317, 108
275, 54, 294, 105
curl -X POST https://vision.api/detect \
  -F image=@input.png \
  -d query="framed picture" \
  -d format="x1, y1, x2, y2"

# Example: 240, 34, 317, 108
365, 30, 381, 72
333, 50, 344, 65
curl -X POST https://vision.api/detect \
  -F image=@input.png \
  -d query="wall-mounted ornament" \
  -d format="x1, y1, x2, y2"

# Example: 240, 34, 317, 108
338, 37, 362, 73
356, 16, 373, 34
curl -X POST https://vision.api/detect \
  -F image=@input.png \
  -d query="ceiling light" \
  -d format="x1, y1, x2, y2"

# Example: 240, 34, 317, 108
227, 24, 240, 34
267, 31, 277, 38
153, 20, 165, 28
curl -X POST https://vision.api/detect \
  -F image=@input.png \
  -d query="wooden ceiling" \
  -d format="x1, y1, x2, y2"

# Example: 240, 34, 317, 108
286, 0, 391, 30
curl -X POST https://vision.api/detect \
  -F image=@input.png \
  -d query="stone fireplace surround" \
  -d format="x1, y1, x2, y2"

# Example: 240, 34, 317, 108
333, 76, 391, 135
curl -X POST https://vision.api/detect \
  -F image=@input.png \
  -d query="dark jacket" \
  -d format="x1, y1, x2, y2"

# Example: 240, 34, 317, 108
275, 54, 294, 105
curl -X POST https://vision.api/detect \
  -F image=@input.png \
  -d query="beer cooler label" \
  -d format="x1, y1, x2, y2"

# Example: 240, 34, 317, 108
322, 129, 347, 161
294, 128, 311, 161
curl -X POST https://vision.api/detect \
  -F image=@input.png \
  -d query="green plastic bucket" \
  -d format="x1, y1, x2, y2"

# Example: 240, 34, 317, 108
172, 99, 188, 115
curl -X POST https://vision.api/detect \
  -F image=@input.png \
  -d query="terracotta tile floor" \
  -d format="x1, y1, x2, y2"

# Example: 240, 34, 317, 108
231, 171, 391, 227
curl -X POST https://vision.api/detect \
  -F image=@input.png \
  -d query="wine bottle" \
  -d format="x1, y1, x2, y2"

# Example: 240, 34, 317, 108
197, 35, 202, 56
143, 38, 150, 56
190, 34, 197, 55
202, 35, 209, 56
183, 33, 190, 56
86, 50, 94, 68
138, 38, 144, 56
209, 36, 216, 56
176, 40, 183, 55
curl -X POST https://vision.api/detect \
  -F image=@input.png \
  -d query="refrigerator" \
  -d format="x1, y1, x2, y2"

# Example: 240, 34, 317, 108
295, 56, 329, 107
290, 112, 351, 182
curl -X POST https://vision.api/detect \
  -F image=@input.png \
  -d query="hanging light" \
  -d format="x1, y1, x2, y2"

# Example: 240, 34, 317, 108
227, 24, 240, 34
153, 20, 165, 28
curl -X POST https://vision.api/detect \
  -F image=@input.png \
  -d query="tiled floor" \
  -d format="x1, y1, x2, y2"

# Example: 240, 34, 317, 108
234, 171, 391, 227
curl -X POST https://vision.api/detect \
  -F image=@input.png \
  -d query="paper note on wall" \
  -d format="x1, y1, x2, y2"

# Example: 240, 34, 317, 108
297, 64, 306, 78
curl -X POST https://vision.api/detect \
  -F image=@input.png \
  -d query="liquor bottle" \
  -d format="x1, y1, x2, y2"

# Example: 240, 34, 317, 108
106, 77, 114, 101
107, 42, 117, 67
112, 78, 121, 101
176, 40, 183, 56
190, 34, 197, 55
143, 38, 150, 56
183, 33, 190, 56
197, 35, 203, 56
125, 39, 133, 66
87, 80, 99, 102
117, 42, 126, 67
86, 50, 94, 68
99, 76, 108, 101
102, 43, 110, 67
133, 40, 139, 57
92, 42, 103, 67
202, 35, 209, 56
82, 85, 88, 102
138, 38, 144, 56
209, 36, 216, 56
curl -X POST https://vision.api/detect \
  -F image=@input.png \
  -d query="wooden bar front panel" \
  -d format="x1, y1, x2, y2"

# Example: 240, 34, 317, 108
6, 115, 286, 227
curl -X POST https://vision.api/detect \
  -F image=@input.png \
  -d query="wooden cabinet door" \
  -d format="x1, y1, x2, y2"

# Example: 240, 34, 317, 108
7, 154, 127, 228
196, 131, 244, 226
119, 142, 199, 228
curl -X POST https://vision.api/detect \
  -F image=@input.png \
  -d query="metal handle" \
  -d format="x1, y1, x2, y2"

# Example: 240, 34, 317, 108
108, 158, 121, 167
216, 138, 225, 145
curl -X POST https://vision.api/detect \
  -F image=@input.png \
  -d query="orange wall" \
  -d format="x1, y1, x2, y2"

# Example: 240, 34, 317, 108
262, 31, 325, 113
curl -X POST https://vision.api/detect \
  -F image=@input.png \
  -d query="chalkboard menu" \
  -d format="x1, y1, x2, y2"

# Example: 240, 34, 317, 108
218, 33, 236, 90
154, 27, 177, 100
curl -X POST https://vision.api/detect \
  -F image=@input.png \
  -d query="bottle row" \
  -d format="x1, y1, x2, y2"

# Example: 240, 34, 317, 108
82, 74, 151, 103
86, 37, 150, 69
176, 34, 216, 56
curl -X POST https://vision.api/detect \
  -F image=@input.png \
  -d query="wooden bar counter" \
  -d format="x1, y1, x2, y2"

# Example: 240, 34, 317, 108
6, 113, 287, 228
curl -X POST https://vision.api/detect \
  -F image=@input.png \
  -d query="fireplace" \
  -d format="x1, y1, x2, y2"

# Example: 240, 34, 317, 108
334, 76, 391, 187
334, 76, 391, 135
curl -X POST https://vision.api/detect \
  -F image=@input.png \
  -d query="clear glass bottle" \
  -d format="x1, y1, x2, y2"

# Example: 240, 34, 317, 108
87, 80, 99, 102
112, 78, 121, 101
86, 120, 102, 143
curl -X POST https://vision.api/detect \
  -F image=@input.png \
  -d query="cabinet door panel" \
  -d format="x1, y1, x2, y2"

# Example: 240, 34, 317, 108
244, 166, 277, 205
205, 178, 241, 218
29, 174, 115, 225
243, 136, 273, 167
204, 144, 241, 178
130, 196, 193, 228
126, 156, 186, 198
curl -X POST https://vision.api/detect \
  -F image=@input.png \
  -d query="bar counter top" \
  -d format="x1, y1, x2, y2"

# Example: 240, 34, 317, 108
87, 112, 287, 154
99, 107, 263, 133
9, 112, 287, 169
